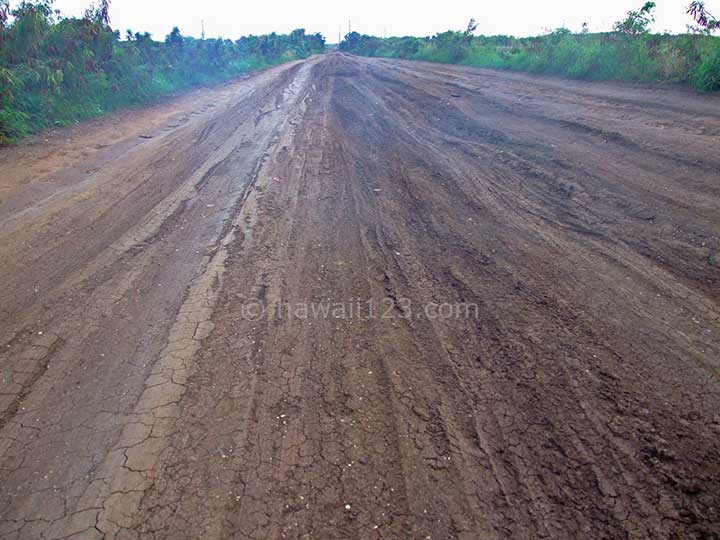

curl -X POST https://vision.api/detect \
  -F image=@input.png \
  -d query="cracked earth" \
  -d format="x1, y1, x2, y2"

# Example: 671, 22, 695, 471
1, 53, 719, 539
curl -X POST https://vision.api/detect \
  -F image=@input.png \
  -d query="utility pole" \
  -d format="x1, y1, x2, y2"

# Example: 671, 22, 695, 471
348, 19, 352, 34
338, 24, 341, 44
201, 19, 205, 40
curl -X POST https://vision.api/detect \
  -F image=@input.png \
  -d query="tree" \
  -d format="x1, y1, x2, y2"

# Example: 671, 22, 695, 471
340, 31, 381, 55
688, 1, 719, 31
165, 26, 183, 48
7, 1, 54, 60
84, 0, 110, 27
0, 0, 10, 46
98, 0, 109, 26
0, 2, 326, 143
613, 2, 656, 34
465, 18, 478, 36
0, 0, 9, 30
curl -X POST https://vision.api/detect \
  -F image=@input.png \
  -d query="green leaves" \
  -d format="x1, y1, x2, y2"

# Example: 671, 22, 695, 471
691, 39, 720, 90
0, 3, 327, 144
340, 28, 720, 92
688, 2, 720, 32
613, 2, 657, 35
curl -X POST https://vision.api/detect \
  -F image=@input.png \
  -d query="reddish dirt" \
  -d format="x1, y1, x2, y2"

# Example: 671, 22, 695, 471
0, 53, 719, 539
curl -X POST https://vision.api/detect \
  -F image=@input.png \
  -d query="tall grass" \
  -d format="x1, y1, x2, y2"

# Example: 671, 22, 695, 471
0, 2, 325, 144
340, 30, 720, 92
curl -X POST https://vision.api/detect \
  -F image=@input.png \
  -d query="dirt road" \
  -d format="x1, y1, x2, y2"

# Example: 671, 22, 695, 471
1, 53, 719, 539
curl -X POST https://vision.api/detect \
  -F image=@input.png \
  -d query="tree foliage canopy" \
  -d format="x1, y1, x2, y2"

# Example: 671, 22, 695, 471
688, 1, 720, 31
340, 13, 720, 94
613, 2, 656, 35
0, 0, 325, 143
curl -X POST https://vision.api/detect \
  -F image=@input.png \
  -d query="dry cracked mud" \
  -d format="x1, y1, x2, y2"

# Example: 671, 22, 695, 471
0, 53, 719, 539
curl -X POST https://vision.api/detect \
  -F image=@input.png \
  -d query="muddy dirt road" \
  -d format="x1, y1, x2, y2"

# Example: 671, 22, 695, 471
1, 53, 719, 539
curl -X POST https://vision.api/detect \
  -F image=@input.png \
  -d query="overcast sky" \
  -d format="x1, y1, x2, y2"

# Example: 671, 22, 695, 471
12, 0, 703, 42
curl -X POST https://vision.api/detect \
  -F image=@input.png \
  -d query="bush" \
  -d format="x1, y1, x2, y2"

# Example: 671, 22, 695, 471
691, 39, 720, 90
0, 2, 326, 143
340, 30, 720, 92
0, 108, 28, 143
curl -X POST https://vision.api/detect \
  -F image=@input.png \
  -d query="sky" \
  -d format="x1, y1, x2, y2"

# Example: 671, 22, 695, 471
11, 0, 705, 42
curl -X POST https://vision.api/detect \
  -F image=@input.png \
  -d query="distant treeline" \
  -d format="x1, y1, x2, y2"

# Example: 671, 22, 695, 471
0, 1, 325, 144
340, 14, 720, 92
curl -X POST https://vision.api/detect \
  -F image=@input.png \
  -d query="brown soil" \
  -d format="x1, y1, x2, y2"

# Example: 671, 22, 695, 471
1, 53, 719, 540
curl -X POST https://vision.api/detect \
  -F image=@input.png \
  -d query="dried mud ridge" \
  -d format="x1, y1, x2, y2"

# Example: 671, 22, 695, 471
1, 53, 719, 539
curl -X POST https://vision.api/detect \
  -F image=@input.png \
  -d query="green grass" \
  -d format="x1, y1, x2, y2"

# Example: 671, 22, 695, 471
340, 31, 720, 92
691, 38, 720, 90
0, 4, 325, 144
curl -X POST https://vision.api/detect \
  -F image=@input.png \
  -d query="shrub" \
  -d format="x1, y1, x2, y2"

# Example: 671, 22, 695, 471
691, 38, 720, 90
340, 29, 720, 92
0, 1, 326, 143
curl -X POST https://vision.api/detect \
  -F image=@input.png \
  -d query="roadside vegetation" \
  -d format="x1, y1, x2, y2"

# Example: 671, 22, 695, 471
340, 2, 720, 93
0, 1, 325, 144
